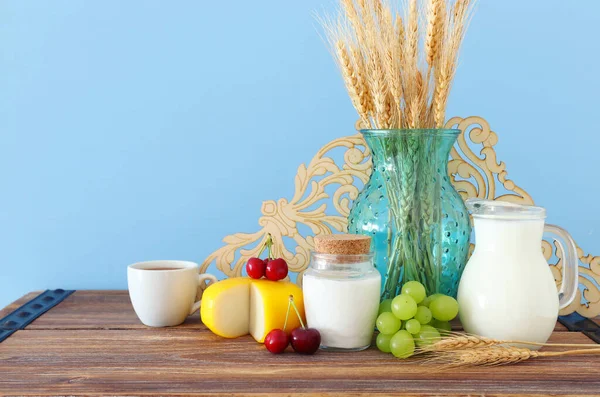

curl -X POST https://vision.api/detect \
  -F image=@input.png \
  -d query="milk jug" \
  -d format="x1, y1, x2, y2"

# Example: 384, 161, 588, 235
457, 199, 579, 347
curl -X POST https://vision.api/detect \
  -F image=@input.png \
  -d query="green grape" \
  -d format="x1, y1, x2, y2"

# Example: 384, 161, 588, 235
405, 319, 421, 335
429, 295, 459, 321
414, 325, 441, 347
390, 330, 415, 358
400, 281, 426, 304
378, 299, 393, 315
430, 319, 452, 333
376, 332, 393, 353
376, 312, 402, 335
414, 306, 432, 325
391, 294, 418, 320
421, 293, 443, 308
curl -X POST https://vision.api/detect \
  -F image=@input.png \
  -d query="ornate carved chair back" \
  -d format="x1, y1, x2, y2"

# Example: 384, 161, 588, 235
201, 116, 599, 318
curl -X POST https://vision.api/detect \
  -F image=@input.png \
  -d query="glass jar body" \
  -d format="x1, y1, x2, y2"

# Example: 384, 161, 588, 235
303, 253, 380, 351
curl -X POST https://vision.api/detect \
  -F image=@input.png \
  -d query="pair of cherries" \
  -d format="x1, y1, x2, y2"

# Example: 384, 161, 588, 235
246, 257, 288, 281
246, 233, 289, 281
265, 327, 321, 355
264, 296, 321, 355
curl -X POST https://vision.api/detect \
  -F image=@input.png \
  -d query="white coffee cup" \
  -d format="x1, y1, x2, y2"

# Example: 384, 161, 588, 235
127, 260, 218, 327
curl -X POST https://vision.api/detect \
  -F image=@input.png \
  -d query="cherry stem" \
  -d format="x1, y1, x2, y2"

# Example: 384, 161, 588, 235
282, 297, 291, 332
257, 233, 273, 259
289, 295, 306, 329
266, 233, 273, 259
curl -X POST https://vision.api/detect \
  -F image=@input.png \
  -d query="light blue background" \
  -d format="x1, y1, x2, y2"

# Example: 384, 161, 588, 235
1, 0, 599, 308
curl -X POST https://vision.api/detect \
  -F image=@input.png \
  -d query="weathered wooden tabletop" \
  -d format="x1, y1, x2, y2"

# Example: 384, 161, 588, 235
0, 290, 599, 396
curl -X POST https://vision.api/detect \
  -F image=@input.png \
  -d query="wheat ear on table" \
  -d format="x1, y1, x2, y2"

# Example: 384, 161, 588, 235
417, 333, 600, 354
423, 346, 600, 367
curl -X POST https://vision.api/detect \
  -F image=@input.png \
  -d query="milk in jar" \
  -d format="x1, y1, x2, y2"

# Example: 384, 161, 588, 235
303, 234, 380, 351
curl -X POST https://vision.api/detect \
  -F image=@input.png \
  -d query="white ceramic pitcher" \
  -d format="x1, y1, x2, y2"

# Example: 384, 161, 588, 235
457, 199, 579, 348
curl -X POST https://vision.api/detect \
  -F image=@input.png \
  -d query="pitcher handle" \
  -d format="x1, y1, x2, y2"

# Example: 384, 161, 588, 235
544, 224, 579, 310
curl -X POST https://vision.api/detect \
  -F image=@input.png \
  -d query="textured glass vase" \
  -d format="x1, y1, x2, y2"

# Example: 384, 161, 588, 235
348, 129, 471, 299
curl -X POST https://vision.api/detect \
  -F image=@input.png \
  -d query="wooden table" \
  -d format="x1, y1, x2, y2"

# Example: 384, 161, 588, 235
1, 290, 599, 396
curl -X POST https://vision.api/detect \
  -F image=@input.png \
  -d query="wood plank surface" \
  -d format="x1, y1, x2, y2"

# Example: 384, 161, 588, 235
1, 291, 598, 396
15, 290, 204, 330
18, 290, 573, 332
1, 328, 598, 396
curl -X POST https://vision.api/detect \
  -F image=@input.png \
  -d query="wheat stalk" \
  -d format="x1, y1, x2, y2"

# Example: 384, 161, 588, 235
336, 40, 372, 126
423, 346, 600, 367
393, 13, 406, 125
403, 0, 420, 128
341, 0, 368, 49
423, 0, 445, 125
350, 46, 374, 118
432, 0, 473, 126
425, 0, 445, 69
322, 0, 475, 129
417, 332, 600, 353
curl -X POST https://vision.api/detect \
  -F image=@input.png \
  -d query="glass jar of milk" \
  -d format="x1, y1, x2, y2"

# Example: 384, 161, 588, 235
303, 238, 380, 351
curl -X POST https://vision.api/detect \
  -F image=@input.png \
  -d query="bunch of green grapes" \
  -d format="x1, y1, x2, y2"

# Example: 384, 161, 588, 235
375, 281, 459, 358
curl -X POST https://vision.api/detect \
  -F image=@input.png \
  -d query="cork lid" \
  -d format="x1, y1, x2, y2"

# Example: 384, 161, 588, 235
313, 234, 371, 255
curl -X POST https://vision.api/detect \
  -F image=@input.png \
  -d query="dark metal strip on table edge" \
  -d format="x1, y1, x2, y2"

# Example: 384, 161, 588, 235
0, 289, 75, 343
558, 313, 600, 344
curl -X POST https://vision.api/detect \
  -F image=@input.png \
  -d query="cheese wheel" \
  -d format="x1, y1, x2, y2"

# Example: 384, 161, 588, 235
200, 277, 253, 338
249, 279, 305, 343
200, 277, 306, 343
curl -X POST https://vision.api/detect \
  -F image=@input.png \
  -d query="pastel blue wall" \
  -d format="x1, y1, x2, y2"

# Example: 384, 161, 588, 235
1, 0, 599, 308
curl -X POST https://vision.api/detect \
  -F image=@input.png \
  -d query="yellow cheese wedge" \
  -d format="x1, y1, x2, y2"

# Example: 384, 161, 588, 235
249, 279, 305, 343
200, 277, 305, 343
200, 277, 253, 338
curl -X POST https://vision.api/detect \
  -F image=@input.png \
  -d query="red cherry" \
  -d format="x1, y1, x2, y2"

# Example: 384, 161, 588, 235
265, 258, 288, 281
246, 257, 266, 279
264, 329, 289, 354
290, 327, 321, 355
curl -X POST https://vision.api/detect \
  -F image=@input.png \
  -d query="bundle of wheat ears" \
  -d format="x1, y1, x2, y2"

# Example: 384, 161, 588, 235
416, 332, 600, 367
323, 0, 475, 129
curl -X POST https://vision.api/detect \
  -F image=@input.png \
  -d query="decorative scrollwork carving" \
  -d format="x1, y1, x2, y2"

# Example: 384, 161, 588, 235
199, 134, 370, 286
446, 116, 533, 204
200, 116, 599, 318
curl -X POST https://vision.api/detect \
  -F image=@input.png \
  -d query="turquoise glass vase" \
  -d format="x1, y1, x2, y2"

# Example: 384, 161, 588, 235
348, 129, 471, 299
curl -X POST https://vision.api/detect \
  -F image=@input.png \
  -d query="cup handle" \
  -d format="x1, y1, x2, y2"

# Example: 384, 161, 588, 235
544, 224, 579, 310
189, 273, 218, 315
